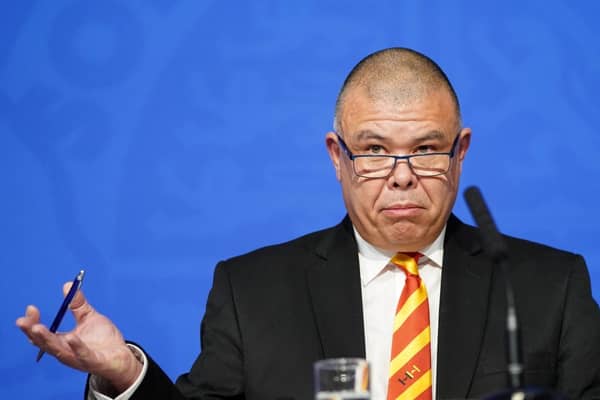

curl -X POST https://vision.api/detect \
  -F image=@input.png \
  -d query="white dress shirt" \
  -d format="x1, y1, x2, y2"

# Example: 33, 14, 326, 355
90, 227, 446, 400
355, 226, 445, 400
88, 345, 148, 400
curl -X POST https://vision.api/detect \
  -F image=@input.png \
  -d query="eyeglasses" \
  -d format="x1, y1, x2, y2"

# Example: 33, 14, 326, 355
336, 133, 461, 178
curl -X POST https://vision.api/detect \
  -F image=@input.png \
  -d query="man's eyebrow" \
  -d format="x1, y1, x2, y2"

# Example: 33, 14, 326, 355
355, 130, 387, 141
354, 130, 447, 143
414, 131, 446, 142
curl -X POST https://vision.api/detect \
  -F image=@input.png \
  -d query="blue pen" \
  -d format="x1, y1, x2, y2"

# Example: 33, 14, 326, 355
36, 270, 85, 362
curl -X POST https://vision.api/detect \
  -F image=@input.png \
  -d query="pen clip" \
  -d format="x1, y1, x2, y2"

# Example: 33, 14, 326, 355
75, 270, 85, 291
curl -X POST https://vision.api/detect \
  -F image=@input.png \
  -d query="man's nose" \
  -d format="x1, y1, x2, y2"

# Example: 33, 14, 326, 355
387, 159, 416, 189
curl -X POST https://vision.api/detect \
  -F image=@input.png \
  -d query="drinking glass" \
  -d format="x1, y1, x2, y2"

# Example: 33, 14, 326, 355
314, 358, 370, 400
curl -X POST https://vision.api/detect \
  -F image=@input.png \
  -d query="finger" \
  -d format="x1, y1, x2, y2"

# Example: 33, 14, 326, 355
26, 304, 40, 318
16, 305, 41, 337
62, 281, 73, 295
29, 323, 55, 347
18, 305, 41, 324
30, 323, 75, 362
62, 282, 94, 322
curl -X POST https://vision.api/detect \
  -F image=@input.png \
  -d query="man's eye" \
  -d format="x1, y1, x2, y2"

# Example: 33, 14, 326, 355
368, 145, 384, 154
415, 145, 434, 154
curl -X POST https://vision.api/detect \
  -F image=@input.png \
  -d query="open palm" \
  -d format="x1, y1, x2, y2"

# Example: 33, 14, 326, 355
16, 284, 142, 392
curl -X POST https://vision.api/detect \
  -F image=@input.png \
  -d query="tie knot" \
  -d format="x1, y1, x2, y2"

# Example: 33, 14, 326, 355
391, 252, 420, 276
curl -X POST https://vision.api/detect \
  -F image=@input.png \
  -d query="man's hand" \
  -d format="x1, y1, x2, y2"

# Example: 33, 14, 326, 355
16, 283, 143, 393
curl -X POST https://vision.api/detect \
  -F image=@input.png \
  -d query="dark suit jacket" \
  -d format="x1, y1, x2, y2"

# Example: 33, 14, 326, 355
100, 215, 600, 399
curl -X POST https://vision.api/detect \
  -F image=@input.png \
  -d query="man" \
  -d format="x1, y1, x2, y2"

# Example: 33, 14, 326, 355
17, 48, 600, 399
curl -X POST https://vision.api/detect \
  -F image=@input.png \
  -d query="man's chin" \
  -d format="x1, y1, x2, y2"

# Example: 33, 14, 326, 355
377, 223, 425, 251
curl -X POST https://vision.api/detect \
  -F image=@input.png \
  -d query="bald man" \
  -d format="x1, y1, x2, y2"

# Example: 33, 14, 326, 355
17, 48, 600, 399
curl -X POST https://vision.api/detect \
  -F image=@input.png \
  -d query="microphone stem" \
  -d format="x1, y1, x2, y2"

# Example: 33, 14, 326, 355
499, 257, 523, 389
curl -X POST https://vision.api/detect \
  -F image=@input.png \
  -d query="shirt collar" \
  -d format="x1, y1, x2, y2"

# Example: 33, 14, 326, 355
354, 225, 446, 285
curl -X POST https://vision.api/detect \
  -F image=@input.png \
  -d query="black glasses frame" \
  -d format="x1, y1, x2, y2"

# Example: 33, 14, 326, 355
335, 133, 461, 178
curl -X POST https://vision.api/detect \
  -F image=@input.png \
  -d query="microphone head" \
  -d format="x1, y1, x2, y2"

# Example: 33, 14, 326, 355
463, 186, 508, 262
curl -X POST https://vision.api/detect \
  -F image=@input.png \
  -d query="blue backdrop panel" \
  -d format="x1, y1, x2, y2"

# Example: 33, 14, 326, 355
1, 1, 598, 398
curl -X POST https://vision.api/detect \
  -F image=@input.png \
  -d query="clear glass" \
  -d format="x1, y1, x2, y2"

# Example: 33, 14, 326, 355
335, 133, 460, 178
314, 358, 370, 400
353, 153, 451, 178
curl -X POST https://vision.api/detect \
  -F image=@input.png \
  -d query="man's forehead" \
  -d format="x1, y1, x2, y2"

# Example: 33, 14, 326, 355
338, 86, 459, 135
342, 79, 437, 107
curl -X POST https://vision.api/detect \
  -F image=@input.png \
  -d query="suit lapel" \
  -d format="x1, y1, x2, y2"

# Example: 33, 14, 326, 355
305, 215, 494, 397
306, 217, 366, 359
436, 215, 494, 398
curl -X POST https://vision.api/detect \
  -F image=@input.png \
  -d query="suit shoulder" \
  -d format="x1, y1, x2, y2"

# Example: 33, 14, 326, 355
218, 222, 344, 271
501, 232, 582, 261
454, 216, 581, 260
451, 216, 585, 276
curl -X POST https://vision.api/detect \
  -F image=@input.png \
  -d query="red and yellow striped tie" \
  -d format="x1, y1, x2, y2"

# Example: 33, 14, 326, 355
387, 253, 432, 400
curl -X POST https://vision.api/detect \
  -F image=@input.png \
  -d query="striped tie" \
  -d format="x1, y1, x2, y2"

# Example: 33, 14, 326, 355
387, 253, 432, 400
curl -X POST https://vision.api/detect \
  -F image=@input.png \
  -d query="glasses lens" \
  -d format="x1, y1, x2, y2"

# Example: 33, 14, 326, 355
354, 156, 395, 178
410, 154, 450, 176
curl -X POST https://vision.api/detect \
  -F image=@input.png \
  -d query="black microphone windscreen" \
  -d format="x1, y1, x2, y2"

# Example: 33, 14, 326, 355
463, 186, 508, 261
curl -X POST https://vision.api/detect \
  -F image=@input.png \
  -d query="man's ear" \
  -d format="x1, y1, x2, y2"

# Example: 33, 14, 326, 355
325, 132, 342, 181
458, 127, 472, 162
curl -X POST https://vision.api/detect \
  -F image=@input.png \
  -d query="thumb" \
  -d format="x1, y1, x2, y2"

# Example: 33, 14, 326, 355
62, 282, 94, 322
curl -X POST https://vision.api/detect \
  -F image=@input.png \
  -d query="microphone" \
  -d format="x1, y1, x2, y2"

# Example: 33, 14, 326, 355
464, 186, 522, 389
463, 186, 565, 399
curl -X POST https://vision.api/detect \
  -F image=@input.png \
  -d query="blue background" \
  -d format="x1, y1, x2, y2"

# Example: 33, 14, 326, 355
1, 1, 599, 398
